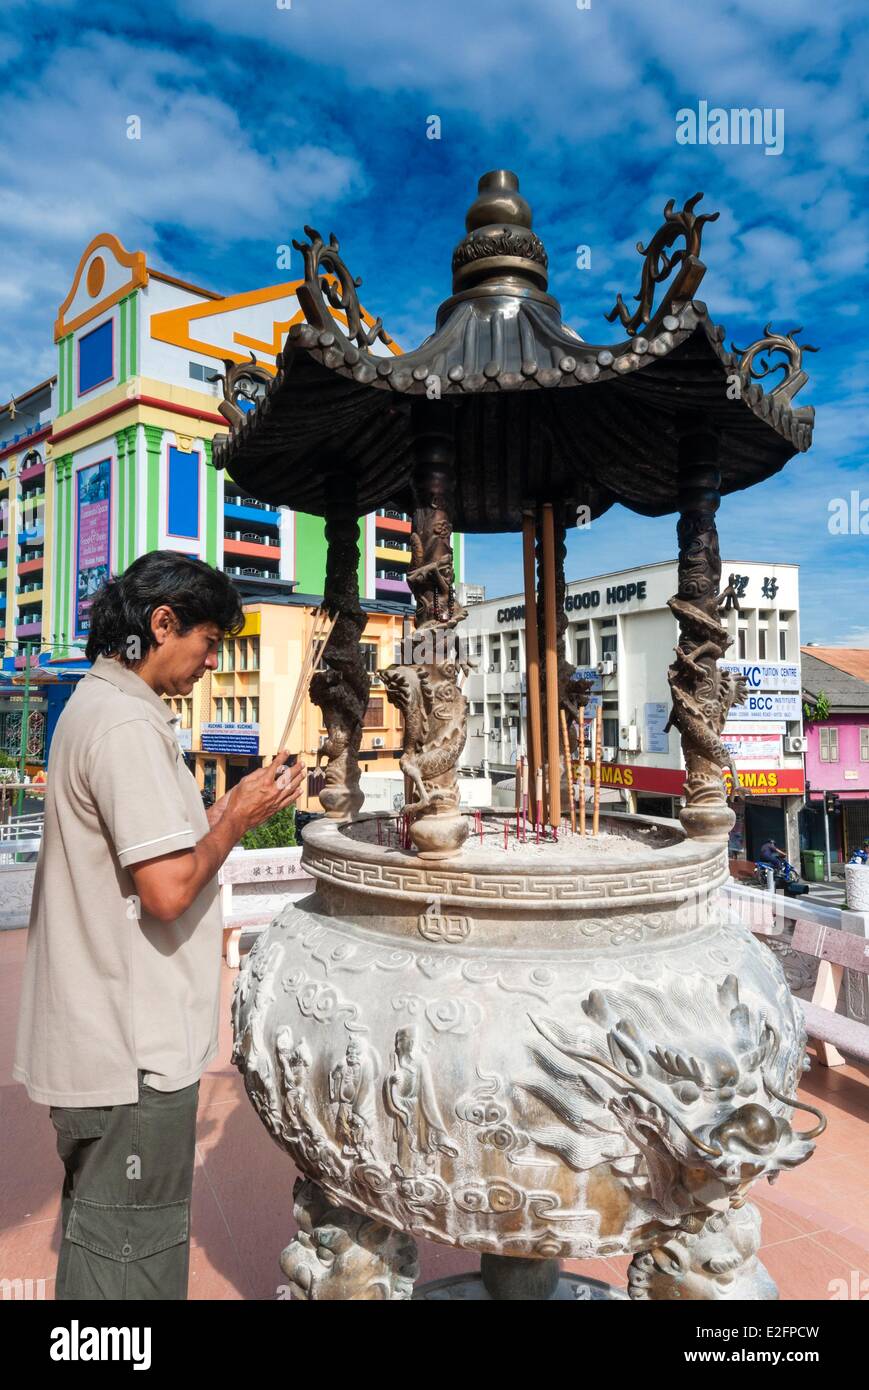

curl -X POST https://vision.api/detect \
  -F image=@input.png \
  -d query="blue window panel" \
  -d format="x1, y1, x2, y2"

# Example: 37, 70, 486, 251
167, 446, 200, 538
78, 321, 114, 394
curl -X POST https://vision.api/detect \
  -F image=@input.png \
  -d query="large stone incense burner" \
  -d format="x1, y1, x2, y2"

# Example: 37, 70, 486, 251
218, 170, 822, 1299
234, 813, 819, 1299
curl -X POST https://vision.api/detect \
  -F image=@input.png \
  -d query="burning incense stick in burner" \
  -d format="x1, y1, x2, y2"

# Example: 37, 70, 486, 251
278, 606, 338, 754
593, 704, 603, 837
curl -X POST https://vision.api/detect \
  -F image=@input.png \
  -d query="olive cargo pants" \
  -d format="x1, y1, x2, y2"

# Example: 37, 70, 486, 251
49, 1071, 199, 1300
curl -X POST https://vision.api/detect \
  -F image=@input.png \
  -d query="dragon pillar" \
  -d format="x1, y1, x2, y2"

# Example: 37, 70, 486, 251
310, 495, 369, 820
666, 425, 747, 839
381, 402, 470, 858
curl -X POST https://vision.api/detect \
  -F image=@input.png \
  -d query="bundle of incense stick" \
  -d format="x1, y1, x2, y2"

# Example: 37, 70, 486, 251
560, 709, 576, 834
278, 607, 338, 757
593, 703, 603, 836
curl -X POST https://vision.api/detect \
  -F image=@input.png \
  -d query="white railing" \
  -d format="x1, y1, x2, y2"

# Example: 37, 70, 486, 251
723, 879, 869, 1065
722, 880, 863, 936
0, 812, 44, 842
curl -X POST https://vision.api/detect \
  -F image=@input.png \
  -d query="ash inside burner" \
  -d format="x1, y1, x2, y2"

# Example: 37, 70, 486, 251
345, 813, 678, 860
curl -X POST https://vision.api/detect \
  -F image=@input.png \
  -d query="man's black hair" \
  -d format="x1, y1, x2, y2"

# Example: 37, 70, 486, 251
85, 551, 245, 666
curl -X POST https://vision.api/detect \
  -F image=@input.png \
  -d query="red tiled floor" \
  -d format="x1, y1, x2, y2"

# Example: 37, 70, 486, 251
760, 1235, 868, 1302
2, 933, 868, 1300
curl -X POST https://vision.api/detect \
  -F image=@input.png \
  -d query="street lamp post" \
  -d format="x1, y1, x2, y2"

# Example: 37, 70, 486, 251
16, 639, 32, 817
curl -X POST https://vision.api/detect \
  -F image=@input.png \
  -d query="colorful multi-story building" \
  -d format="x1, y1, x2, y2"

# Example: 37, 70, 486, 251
47, 232, 464, 628
801, 647, 869, 860
183, 596, 408, 806
0, 377, 56, 761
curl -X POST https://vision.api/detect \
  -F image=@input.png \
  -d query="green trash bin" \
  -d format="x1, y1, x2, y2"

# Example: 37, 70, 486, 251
801, 849, 825, 882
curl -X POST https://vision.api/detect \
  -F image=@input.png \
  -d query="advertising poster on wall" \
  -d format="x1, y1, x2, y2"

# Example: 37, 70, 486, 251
722, 732, 783, 766
644, 702, 670, 754
75, 459, 111, 637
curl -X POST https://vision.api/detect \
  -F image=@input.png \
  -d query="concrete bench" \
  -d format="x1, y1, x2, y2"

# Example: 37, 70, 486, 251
789, 918, 869, 1067
723, 883, 869, 1069
729, 857, 758, 884
218, 846, 315, 967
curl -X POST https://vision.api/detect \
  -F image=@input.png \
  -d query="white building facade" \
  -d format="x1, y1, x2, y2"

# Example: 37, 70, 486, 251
459, 559, 805, 862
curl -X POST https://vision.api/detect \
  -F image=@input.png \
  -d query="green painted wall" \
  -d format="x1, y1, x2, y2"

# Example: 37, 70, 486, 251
119, 299, 128, 382
143, 425, 163, 553
53, 456, 73, 648
203, 438, 218, 566
293, 512, 368, 597
56, 336, 74, 415
294, 512, 327, 594
119, 292, 139, 383
114, 429, 127, 565
124, 425, 138, 567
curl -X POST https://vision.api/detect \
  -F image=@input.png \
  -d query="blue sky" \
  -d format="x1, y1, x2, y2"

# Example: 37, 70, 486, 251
1, 0, 866, 642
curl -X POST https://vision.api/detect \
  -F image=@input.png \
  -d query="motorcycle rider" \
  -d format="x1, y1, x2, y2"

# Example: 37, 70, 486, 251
758, 837, 787, 871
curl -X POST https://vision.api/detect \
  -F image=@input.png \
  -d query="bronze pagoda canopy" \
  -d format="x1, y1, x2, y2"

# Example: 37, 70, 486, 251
213, 169, 815, 531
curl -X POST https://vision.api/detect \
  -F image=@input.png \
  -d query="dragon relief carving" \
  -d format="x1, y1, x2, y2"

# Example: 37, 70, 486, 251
310, 508, 370, 819
520, 972, 821, 1224
232, 940, 285, 1141
665, 508, 748, 834
381, 450, 470, 854
379, 651, 469, 817
407, 463, 466, 631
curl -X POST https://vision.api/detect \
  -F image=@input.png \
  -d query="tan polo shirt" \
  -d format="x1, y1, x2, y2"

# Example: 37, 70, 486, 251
13, 655, 223, 1106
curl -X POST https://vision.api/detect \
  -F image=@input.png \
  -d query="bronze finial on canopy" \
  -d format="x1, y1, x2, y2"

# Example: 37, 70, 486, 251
449, 169, 549, 295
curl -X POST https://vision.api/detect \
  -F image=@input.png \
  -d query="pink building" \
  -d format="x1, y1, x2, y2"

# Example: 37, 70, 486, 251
801, 648, 869, 859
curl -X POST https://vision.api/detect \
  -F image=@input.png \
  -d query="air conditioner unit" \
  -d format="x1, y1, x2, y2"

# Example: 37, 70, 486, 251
619, 724, 640, 752
786, 735, 808, 754
488, 663, 497, 673
602, 746, 616, 762
372, 736, 385, 748
597, 659, 615, 676
507, 661, 517, 671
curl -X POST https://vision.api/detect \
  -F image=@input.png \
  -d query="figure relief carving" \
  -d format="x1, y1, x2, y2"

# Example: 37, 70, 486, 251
330, 1039, 377, 1158
383, 1026, 460, 1172
276, 1030, 321, 1140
